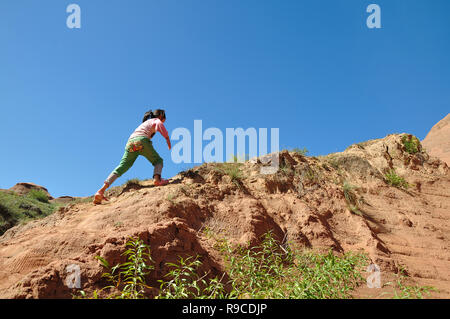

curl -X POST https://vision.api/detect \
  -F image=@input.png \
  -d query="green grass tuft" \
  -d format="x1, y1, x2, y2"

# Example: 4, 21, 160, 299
384, 169, 409, 189
342, 181, 363, 216
291, 147, 309, 156
214, 163, 244, 188
401, 135, 421, 155
389, 268, 436, 299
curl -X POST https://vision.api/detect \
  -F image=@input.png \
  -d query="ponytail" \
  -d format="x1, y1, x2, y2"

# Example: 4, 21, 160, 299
142, 109, 166, 123
142, 110, 154, 123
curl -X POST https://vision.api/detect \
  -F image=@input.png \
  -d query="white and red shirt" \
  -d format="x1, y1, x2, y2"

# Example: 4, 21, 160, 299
129, 118, 169, 140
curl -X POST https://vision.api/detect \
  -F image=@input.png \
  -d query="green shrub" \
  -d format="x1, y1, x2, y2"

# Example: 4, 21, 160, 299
286, 250, 366, 299
217, 231, 367, 299
401, 135, 421, 155
223, 231, 291, 298
157, 255, 226, 299
77, 237, 154, 299
27, 189, 49, 203
385, 169, 409, 189
158, 231, 367, 299
0, 203, 16, 235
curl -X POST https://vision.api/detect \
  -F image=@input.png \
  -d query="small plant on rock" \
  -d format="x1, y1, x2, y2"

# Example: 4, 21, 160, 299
77, 237, 154, 299
156, 255, 226, 299
214, 163, 243, 188
343, 181, 363, 216
384, 169, 409, 189
401, 135, 421, 155
292, 147, 309, 156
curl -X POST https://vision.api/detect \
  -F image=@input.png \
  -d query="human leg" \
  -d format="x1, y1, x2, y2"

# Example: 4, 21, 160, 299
94, 150, 139, 204
139, 139, 168, 185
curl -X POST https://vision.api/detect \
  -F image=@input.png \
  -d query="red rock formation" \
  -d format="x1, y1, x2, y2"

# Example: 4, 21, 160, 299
423, 114, 450, 166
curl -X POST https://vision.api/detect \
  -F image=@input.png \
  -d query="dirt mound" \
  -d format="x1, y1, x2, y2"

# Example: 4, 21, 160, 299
422, 113, 450, 166
8, 183, 53, 200
0, 134, 449, 299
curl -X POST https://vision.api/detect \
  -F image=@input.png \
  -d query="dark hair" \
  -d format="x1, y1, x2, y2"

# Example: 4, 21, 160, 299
142, 109, 166, 123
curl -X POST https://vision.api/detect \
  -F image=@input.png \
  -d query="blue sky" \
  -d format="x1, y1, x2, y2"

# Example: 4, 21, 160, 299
0, 0, 449, 198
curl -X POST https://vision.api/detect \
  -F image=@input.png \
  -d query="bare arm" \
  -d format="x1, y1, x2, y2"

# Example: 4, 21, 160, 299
154, 119, 171, 150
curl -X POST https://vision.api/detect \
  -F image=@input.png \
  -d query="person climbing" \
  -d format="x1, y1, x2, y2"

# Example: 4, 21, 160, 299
93, 109, 171, 204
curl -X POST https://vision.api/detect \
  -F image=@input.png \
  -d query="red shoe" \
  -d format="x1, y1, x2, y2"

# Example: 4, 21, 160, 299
93, 192, 109, 205
154, 179, 169, 186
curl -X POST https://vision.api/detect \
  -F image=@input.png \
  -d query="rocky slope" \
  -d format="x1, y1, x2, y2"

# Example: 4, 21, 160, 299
0, 133, 449, 299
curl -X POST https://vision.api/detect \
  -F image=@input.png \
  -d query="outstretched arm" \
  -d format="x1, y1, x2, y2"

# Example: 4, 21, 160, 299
154, 120, 171, 150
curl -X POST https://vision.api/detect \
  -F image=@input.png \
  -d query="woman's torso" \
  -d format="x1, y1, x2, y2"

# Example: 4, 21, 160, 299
129, 118, 168, 140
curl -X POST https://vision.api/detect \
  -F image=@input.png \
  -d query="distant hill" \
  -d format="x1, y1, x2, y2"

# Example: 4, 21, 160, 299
0, 183, 88, 235
0, 184, 57, 235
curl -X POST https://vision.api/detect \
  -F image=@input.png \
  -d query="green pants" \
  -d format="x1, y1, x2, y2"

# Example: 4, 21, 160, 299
105, 136, 163, 186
